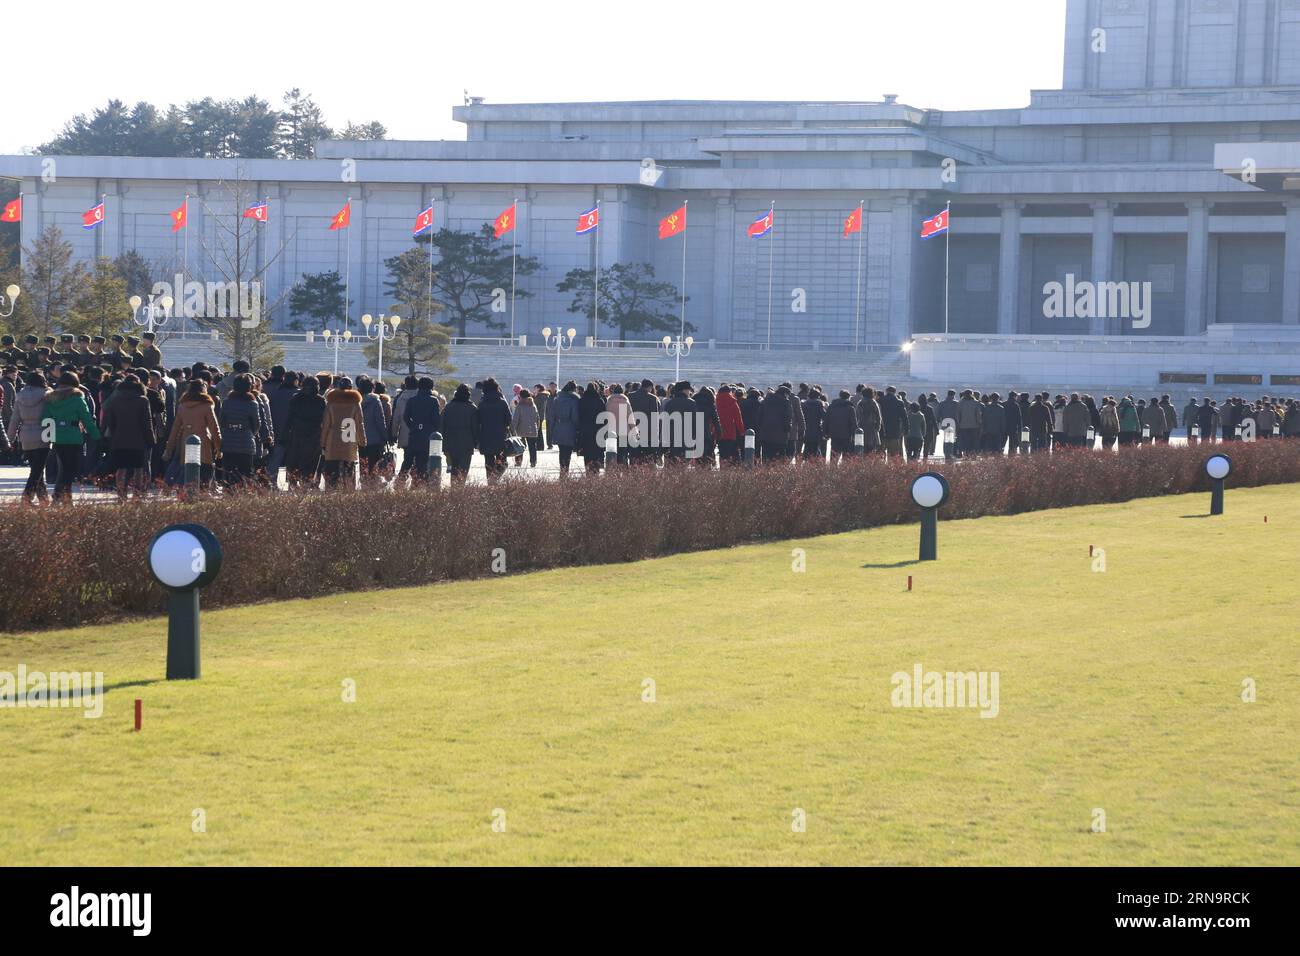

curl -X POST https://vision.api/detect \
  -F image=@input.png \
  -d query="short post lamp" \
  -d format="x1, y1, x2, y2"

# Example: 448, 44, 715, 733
1206, 454, 1232, 517
361, 312, 400, 384
605, 431, 618, 469
130, 292, 174, 335
660, 334, 693, 382
1142, 425, 1151, 443
148, 524, 223, 680
910, 472, 951, 562
942, 422, 955, 458
542, 326, 576, 385
1020, 426, 1030, 453
854, 428, 865, 456
1191, 424, 1201, 443
1086, 425, 1096, 448
322, 328, 352, 376
0, 283, 20, 319
183, 435, 202, 489
427, 431, 443, 483
1234, 423, 1243, 441
744, 429, 756, 467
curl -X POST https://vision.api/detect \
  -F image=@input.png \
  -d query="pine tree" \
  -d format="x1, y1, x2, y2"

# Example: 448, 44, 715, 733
21, 226, 90, 337
363, 243, 455, 378
556, 261, 690, 342
427, 226, 540, 336
78, 258, 129, 337
288, 270, 348, 331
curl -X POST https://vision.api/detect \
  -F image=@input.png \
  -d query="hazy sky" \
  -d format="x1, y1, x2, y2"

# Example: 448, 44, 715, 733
4, 0, 1067, 153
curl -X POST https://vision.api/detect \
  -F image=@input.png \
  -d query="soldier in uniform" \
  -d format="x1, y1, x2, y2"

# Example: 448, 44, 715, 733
21, 334, 40, 367
105, 334, 126, 370
86, 335, 106, 369
125, 335, 144, 367
138, 330, 163, 371
59, 333, 78, 365
0, 334, 19, 366
75, 335, 94, 368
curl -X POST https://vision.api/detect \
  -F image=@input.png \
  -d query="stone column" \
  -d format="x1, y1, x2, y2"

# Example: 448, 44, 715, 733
1283, 199, 1300, 326
889, 195, 915, 343
1090, 200, 1114, 336
997, 201, 1022, 335
1184, 199, 1210, 336
712, 193, 735, 342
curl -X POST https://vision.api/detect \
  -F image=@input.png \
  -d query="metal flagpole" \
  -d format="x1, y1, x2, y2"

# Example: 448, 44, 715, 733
854, 200, 864, 352
766, 200, 776, 350
344, 196, 352, 334
593, 198, 600, 343
182, 194, 189, 335
944, 200, 952, 335
510, 196, 518, 343
680, 199, 688, 340
427, 199, 435, 336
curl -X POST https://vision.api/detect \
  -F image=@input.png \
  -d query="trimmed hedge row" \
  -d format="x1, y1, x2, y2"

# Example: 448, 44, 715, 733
2, 441, 1298, 632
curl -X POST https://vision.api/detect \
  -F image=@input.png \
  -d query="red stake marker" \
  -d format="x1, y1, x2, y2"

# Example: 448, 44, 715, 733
1089, 545, 1094, 557
907, 575, 913, 592
134, 699, 142, 732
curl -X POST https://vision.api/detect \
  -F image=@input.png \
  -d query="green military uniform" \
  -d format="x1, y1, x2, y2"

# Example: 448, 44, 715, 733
138, 332, 163, 371
59, 334, 78, 365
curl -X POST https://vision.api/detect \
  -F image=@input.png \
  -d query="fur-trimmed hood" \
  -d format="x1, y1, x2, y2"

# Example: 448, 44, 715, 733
48, 385, 83, 403
181, 392, 215, 406
326, 388, 363, 406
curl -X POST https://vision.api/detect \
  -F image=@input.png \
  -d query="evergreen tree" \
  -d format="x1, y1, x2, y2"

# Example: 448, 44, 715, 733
21, 226, 89, 337
556, 261, 691, 342
277, 88, 333, 159
78, 257, 129, 337
288, 270, 348, 331
426, 226, 540, 336
364, 243, 455, 378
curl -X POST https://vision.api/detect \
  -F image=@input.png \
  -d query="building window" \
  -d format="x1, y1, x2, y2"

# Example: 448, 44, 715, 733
1243, 264, 1270, 293
1148, 264, 1175, 294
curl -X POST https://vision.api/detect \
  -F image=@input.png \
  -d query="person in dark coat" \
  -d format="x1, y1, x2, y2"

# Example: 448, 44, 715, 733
401, 377, 442, 483
1003, 391, 1024, 455
283, 378, 327, 489
660, 381, 697, 465
918, 394, 938, 460
757, 386, 794, 462
626, 378, 660, 466
740, 387, 763, 443
103, 375, 155, 498
474, 378, 513, 483
577, 381, 608, 473
441, 384, 480, 483
801, 388, 827, 462
694, 385, 722, 467
217, 374, 264, 486
878, 386, 908, 458
825, 390, 859, 461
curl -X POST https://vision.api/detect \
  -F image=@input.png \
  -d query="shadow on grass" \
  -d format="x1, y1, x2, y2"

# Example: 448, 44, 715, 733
101, 678, 164, 695
861, 560, 922, 569
1179, 514, 1213, 520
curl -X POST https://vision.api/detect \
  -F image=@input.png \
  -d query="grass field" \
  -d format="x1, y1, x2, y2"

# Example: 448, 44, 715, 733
2, 484, 1297, 866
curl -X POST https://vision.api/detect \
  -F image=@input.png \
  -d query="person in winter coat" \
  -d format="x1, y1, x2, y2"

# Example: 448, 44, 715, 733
401, 377, 442, 482
532, 385, 552, 450
1117, 397, 1140, 446
511, 389, 541, 467
934, 389, 960, 459
978, 394, 1006, 454
878, 386, 907, 458
103, 376, 155, 498
784, 383, 806, 457
801, 389, 827, 462
739, 386, 764, 444
441, 384, 480, 483
1158, 396, 1177, 443
1140, 398, 1165, 445
904, 402, 927, 461
918, 393, 938, 459
825, 390, 859, 461
1196, 400, 1220, 442
549, 381, 582, 475
576, 381, 608, 473
757, 386, 794, 462
45, 372, 101, 502
216, 374, 264, 487
1063, 393, 1092, 447
165, 380, 222, 491
603, 384, 635, 467
716, 385, 747, 464
355, 377, 389, 484
320, 377, 366, 489
477, 378, 514, 483
1099, 397, 1121, 450
282, 378, 326, 489
857, 387, 883, 453
7, 371, 53, 503
1003, 392, 1024, 456
957, 390, 983, 457
1027, 394, 1054, 452
390, 376, 418, 479
695, 386, 723, 467
1183, 398, 1200, 442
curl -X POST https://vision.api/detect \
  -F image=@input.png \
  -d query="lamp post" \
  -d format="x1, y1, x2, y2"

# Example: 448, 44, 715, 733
361, 312, 400, 384
321, 328, 353, 376
661, 334, 694, 382
0, 283, 19, 319
542, 326, 576, 385
129, 292, 173, 335
1205, 454, 1232, 516
148, 524, 223, 680
910, 472, 951, 562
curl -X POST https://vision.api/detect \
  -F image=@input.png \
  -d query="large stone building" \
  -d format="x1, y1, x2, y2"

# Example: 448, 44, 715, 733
5, 0, 1300, 379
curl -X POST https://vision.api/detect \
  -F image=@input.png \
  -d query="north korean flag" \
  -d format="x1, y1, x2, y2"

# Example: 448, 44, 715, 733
413, 205, 435, 236
244, 201, 269, 222
748, 208, 774, 238
82, 199, 105, 230
2, 196, 21, 223
920, 207, 950, 240
576, 206, 599, 235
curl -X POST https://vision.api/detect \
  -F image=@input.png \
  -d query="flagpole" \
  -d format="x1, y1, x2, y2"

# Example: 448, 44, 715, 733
593, 198, 601, 343
427, 199, 436, 341
680, 199, 688, 342
854, 200, 864, 352
765, 201, 776, 351
510, 196, 518, 344
944, 200, 952, 335
344, 195, 351, 335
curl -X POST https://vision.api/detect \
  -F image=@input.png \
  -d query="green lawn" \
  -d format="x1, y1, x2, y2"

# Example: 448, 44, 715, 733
2, 485, 1297, 866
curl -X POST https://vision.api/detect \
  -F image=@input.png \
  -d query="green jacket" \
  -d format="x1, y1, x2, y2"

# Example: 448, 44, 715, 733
43, 386, 101, 445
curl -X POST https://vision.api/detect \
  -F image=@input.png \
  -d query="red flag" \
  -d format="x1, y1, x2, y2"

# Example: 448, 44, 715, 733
413, 205, 435, 236
82, 200, 105, 230
244, 201, 269, 222
169, 200, 187, 233
920, 207, 950, 240
659, 205, 687, 239
1, 197, 21, 223
842, 206, 862, 238
493, 203, 516, 239
576, 206, 599, 235
747, 208, 774, 238
329, 202, 351, 231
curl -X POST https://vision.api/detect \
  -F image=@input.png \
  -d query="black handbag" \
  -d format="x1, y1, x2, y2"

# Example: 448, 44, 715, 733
503, 436, 527, 458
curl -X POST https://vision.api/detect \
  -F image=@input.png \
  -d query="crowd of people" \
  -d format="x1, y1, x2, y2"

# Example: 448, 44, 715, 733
1, 334, 1298, 505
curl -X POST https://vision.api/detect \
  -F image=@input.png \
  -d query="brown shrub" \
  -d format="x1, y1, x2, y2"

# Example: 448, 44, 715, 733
1, 441, 1296, 632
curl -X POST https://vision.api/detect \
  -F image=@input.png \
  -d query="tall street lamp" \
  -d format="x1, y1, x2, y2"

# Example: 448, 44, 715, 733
661, 334, 693, 382
543, 326, 576, 385
361, 312, 400, 384
321, 328, 352, 376
130, 292, 174, 335
0, 283, 19, 319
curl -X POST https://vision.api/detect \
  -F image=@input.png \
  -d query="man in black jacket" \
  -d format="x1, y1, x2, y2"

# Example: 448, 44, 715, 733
1004, 391, 1023, 455
758, 386, 794, 463
403, 378, 442, 482
628, 377, 661, 464
879, 386, 908, 458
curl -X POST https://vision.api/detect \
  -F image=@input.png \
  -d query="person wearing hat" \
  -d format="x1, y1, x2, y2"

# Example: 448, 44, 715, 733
21, 334, 40, 367
138, 331, 163, 371
72, 334, 92, 367
105, 334, 126, 370
0, 334, 19, 367
83, 335, 106, 369
59, 333, 78, 365
123, 335, 143, 368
